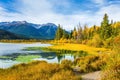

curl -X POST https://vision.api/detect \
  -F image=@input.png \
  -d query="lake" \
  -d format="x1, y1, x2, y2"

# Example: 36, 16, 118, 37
0, 42, 75, 68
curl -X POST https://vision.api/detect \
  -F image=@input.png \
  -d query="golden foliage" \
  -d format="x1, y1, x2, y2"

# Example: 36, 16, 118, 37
47, 43, 110, 54
74, 54, 109, 73
0, 61, 81, 80
101, 53, 120, 80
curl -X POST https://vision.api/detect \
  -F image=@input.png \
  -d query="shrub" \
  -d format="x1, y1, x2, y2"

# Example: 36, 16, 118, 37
101, 53, 120, 80
87, 34, 103, 47
103, 37, 114, 48
50, 70, 82, 80
74, 54, 108, 73
113, 34, 120, 53
60, 59, 73, 70
0, 60, 80, 80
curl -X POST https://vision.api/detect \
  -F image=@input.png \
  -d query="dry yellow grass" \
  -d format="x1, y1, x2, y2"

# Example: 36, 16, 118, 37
0, 61, 81, 80
47, 43, 111, 54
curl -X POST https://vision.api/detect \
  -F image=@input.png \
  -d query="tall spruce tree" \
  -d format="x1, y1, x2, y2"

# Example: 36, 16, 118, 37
69, 30, 73, 39
100, 13, 112, 39
83, 25, 88, 40
72, 27, 77, 40
55, 24, 63, 40
62, 30, 69, 39
77, 25, 83, 41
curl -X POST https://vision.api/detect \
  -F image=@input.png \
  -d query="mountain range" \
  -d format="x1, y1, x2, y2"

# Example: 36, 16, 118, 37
0, 21, 58, 39
0, 29, 28, 39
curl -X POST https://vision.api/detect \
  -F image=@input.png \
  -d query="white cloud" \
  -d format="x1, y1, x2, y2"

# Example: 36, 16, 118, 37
0, 0, 120, 30
96, 4, 120, 22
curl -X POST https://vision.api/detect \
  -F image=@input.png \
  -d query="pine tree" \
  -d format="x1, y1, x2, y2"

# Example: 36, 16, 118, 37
88, 25, 97, 39
55, 24, 63, 40
112, 22, 120, 36
100, 13, 112, 39
77, 24, 83, 41
72, 27, 77, 40
83, 25, 88, 40
62, 30, 69, 39
69, 30, 73, 39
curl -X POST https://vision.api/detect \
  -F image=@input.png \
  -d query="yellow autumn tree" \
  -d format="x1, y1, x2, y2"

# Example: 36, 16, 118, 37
72, 27, 77, 40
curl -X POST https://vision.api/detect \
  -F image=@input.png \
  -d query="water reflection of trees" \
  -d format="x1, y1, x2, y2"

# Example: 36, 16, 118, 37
37, 52, 67, 63
40, 52, 65, 63
1, 52, 57, 60
39, 52, 56, 59
0, 52, 78, 63
56, 54, 65, 63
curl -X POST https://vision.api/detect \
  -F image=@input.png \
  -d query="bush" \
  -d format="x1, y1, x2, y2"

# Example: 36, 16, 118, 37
50, 70, 82, 80
60, 59, 73, 70
74, 54, 108, 73
0, 60, 80, 80
87, 34, 103, 47
101, 54, 120, 80
113, 34, 120, 53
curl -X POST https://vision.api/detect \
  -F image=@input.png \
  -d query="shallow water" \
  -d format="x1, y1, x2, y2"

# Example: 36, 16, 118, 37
0, 42, 75, 68
0, 43, 51, 55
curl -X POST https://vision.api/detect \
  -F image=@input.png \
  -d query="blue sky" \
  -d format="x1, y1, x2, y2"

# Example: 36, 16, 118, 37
0, 0, 120, 30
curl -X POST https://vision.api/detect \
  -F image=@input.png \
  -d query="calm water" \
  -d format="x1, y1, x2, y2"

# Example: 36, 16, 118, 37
0, 42, 75, 68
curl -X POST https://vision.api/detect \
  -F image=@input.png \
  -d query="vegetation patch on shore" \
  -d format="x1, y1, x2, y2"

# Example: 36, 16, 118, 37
15, 55, 41, 63
24, 43, 111, 54
0, 60, 81, 80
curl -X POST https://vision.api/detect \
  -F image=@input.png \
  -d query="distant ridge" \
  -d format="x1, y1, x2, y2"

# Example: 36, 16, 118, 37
0, 29, 28, 39
0, 21, 58, 39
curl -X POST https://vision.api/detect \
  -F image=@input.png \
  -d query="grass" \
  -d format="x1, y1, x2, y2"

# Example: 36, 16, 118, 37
0, 61, 82, 80
48, 43, 111, 54
73, 54, 109, 73
15, 55, 40, 63
25, 43, 111, 55
101, 53, 120, 80
0, 42, 116, 80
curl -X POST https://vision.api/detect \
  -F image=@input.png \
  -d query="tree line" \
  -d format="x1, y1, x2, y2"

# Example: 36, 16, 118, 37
55, 14, 120, 48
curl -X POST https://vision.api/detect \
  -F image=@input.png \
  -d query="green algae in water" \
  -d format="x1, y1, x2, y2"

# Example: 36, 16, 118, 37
15, 55, 41, 63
